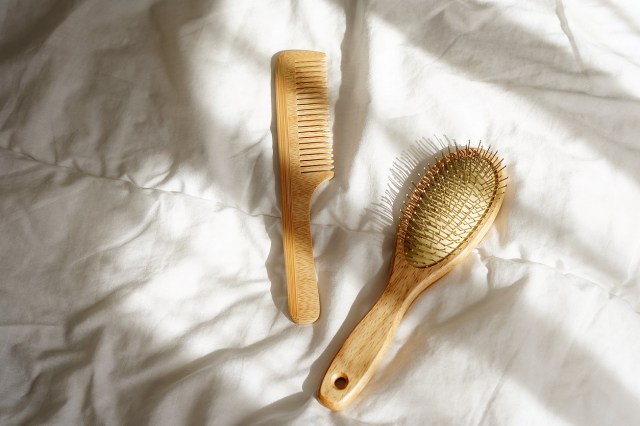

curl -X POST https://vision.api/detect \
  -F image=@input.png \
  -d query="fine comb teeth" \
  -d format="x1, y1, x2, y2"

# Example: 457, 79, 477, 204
400, 143, 508, 268
275, 50, 334, 324
295, 57, 334, 173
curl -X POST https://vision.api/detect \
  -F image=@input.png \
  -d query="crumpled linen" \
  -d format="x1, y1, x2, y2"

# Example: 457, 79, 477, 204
1, 0, 640, 425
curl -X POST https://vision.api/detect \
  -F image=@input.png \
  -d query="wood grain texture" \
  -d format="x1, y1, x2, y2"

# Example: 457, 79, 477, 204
318, 147, 507, 410
275, 51, 334, 324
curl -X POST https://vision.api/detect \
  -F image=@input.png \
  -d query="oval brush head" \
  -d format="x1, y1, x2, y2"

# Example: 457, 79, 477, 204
400, 144, 506, 268
318, 143, 507, 411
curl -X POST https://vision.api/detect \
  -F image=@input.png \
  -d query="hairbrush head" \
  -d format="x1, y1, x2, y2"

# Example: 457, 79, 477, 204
399, 144, 507, 268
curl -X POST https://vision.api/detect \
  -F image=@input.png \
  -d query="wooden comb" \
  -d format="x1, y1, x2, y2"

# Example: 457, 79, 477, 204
318, 144, 507, 410
275, 50, 334, 324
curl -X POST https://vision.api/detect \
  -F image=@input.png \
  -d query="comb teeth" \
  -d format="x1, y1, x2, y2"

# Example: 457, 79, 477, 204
294, 58, 333, 174
399, 145, 507, 268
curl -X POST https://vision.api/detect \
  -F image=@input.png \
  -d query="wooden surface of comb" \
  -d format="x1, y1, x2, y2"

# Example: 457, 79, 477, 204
275, 50, 334, 324
319, 145, 507, 410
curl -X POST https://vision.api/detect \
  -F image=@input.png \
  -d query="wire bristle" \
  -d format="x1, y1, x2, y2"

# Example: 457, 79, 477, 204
398, 145, 507, 268
294, 58, 333, 174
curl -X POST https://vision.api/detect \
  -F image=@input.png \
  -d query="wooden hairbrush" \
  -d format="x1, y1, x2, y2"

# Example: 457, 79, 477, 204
275, 50, 334, 324
318, 144, 507, 410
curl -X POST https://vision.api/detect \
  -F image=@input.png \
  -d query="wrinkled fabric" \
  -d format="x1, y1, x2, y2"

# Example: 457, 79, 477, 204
1, 0, 640, 425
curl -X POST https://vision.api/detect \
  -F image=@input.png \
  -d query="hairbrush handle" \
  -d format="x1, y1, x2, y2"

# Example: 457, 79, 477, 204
282, 189, 320, 324
318, 284, 411, 410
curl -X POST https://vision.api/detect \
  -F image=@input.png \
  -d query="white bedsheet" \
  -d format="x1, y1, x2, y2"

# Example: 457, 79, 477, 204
2, 0, 640, 424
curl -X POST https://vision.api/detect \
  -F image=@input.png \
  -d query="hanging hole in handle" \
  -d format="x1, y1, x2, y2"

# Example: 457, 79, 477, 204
333, 374, 348, 390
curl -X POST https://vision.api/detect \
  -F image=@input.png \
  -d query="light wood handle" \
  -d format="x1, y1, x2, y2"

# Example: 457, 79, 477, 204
318, 285, 409, 410
282, 188, 320, 324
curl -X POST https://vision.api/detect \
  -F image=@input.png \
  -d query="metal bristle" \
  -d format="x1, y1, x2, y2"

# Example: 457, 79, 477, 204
399, 145, 507, 268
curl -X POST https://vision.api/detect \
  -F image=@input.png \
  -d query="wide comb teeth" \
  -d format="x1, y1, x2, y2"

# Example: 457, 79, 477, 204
294, 58, 333, 174
399, 144, 508, 268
